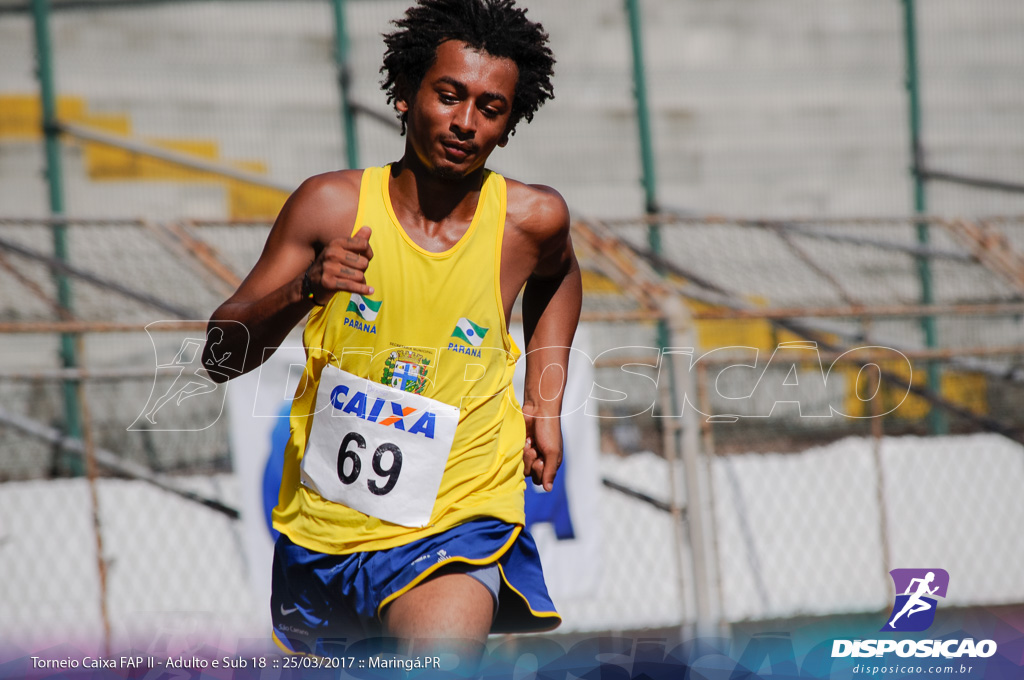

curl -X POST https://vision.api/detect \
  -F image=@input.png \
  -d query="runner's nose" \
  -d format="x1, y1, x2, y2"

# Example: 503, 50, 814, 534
450, 102, 476, 138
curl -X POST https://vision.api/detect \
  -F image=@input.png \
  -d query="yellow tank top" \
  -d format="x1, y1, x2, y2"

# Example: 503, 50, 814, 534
272, 166, 527, 554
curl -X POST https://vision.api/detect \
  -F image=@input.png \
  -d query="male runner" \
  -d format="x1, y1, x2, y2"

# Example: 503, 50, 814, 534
203, 0, 581, 662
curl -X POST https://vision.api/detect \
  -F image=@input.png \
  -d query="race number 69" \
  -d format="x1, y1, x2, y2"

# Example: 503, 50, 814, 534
337, 432, 403, 496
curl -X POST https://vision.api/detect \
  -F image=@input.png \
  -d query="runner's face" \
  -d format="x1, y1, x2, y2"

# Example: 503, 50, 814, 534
397, 40, 518, 180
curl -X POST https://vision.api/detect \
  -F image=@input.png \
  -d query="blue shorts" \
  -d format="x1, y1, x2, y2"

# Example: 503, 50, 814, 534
271, 518, 560, 655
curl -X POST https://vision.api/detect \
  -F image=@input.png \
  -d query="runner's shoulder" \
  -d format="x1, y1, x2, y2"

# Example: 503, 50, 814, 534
280, 169, 364, 245
293, 169, 363, 210
503, 178, 570, 243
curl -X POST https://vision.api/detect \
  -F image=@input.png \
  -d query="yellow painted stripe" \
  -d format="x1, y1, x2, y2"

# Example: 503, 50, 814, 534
0, 94, 85, 139
375, 525, 522, 621
85, 137, 221, 181
228, 161, 289, 219
580, 269, 622, 294
2, 93, 288, 221
77, 112, 131, 136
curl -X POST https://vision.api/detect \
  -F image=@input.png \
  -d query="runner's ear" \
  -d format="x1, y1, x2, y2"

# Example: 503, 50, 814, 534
498, 122, 514, 147
394, 77, 414, 120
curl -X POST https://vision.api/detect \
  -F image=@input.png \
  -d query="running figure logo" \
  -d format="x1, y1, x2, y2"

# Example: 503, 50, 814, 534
129, 320, 247, 431
882, 568, 950, 632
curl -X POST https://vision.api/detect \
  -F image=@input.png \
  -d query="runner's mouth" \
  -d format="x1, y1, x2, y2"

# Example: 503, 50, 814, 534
441, 140, 475, 160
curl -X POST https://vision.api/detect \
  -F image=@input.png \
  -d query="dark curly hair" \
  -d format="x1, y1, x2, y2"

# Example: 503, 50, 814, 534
381, 0, 555, 136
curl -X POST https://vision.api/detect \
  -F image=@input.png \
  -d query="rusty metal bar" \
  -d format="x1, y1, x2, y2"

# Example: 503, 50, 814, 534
0, 367, 160, 380
592, 345, 1024, 370
689, 345, 1024, 364
6, 214, 1024, 230
770, 225, 860, 306
0, 216, 149, 226
0, 313, 662, 336
942, 219, 1024, 293
511, 309, 661, 324
769, 223, 971, 261
595, 213, 1024, 228
920, 167, 1024, 195
601, 478, 672, 513
571, 219, 675, 310
183, 218, 274, 228
693, 301, 1024, 321
0, 405, 240, 519
0, 250, 73, 320
146, 221, 241, 296
0, 236, 197, 318
0, 321, 207, 333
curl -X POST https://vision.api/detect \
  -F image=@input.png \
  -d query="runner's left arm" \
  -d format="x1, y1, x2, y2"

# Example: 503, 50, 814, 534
521, 192, 582, 491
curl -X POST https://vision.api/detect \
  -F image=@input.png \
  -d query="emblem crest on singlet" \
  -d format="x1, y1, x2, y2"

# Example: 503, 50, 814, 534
381, 348, 432, 394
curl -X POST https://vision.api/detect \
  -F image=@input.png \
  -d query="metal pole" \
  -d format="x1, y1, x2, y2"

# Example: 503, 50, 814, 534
332, 0, 359, 169
625, 0, 677, 433
662, 296, 717, 636
31, 0, 83, 474
626, 3, 714, 633
625, 0, 660, 249
869, 364, 894, 605
901, 0, 946, 434
658, 360, 690, 631
624, 0, 657, 219
696, 362, 730, 636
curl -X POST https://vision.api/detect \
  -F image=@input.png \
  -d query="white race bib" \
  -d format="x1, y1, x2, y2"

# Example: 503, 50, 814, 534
301, 365, 459, 527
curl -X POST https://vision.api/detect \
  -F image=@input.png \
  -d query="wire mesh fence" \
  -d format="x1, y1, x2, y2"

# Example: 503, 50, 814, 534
1, 214, 1023, 642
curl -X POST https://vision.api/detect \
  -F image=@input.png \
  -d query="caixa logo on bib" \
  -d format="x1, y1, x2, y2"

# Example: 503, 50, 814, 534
329, 384, 437, 439
832, 568, 998, 659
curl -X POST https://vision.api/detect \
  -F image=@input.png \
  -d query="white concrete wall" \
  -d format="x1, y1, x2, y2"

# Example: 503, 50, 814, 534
3, 0, 1024, 220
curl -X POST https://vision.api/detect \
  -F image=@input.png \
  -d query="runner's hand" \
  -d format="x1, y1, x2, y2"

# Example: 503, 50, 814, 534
522, 405, 562, 492
305, 226, 374, 305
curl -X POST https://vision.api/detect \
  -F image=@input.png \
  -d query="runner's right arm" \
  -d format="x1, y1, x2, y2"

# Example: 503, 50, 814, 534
202, 170, 370, 382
